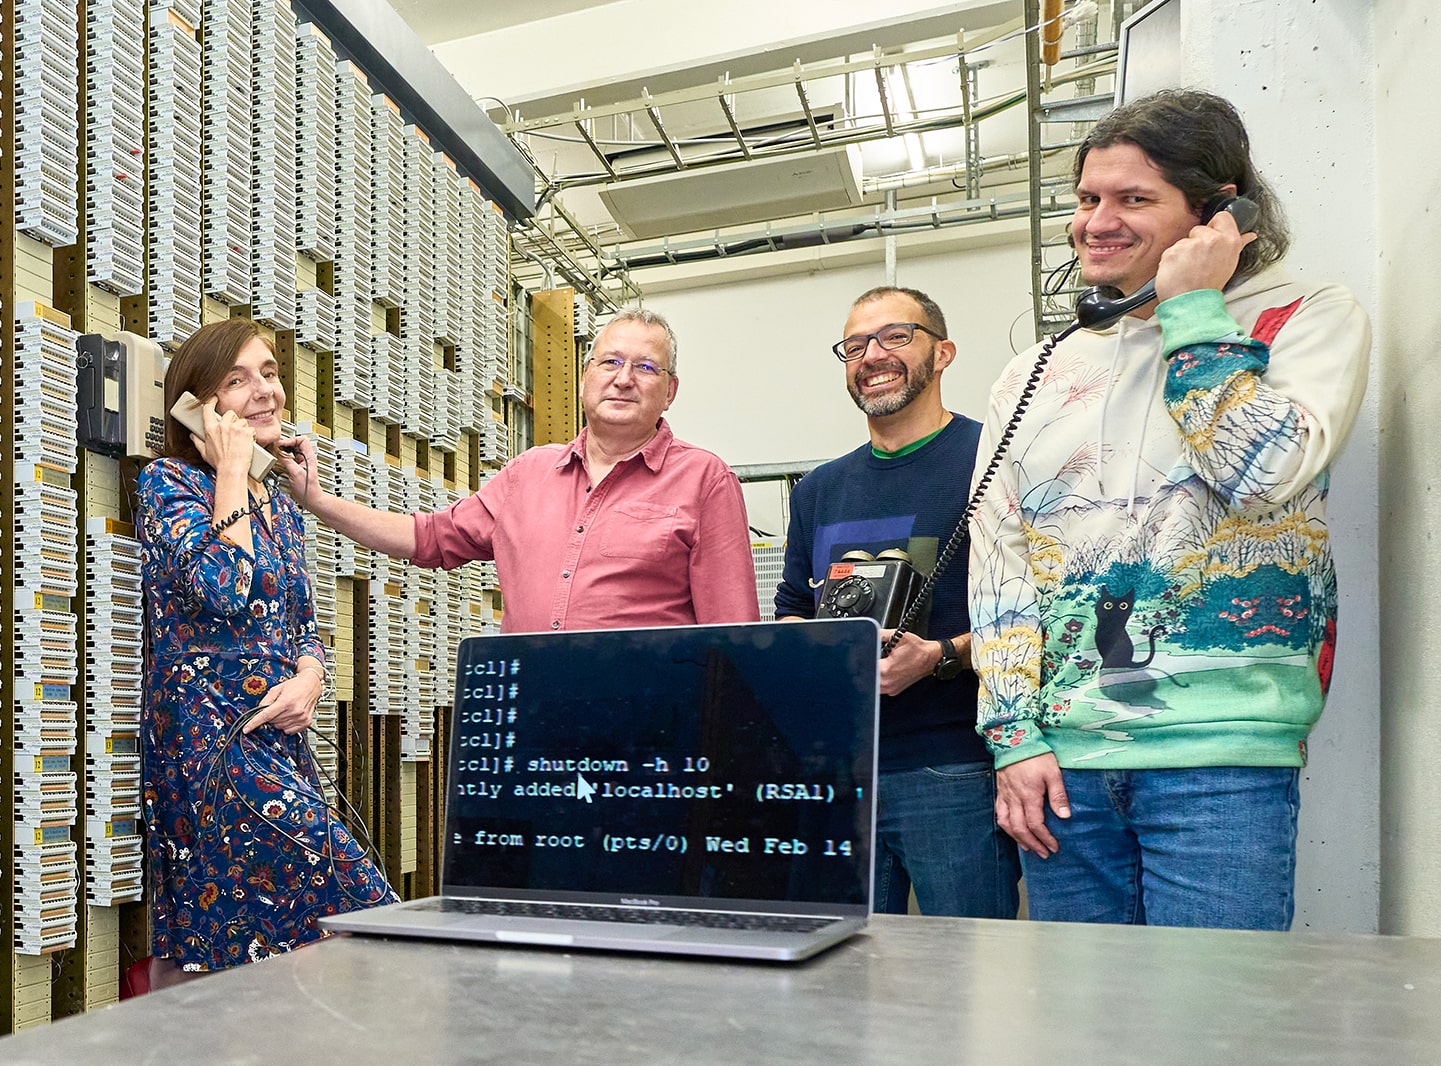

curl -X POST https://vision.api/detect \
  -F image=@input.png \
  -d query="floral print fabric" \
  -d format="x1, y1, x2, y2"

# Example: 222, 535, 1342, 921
139, 458, 396, 970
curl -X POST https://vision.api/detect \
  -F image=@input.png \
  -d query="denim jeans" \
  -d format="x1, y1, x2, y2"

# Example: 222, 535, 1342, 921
874, 760, 1021, 918
1020, 766, 1300, 930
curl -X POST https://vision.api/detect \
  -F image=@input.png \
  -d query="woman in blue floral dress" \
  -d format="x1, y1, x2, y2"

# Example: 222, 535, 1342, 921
139, 320, 396, 988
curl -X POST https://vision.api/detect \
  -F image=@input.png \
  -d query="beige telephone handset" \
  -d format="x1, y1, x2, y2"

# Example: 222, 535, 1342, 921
169, 391, 277, 480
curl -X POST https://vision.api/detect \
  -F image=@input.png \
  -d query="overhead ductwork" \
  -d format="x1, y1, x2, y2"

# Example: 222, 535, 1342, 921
597, 144, 865, 239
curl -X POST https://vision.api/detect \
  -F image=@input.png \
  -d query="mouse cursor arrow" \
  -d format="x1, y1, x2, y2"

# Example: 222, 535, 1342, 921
576, 773, 596, 803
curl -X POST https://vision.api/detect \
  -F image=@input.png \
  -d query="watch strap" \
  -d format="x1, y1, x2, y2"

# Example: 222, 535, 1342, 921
932, 636, 961, 679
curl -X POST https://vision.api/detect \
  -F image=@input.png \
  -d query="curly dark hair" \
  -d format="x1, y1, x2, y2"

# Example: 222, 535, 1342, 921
1074, 89, 1290, 280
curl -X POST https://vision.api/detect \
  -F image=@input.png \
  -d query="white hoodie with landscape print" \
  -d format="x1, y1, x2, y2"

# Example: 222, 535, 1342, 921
968, 267, 1371, 773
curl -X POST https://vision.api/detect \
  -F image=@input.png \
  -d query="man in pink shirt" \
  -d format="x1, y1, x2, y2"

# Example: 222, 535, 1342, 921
279, 308, 760, 632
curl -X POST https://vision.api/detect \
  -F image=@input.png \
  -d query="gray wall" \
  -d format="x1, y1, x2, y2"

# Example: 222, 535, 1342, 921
1375, 0, 1441, 935
1180, 0, 1381, 934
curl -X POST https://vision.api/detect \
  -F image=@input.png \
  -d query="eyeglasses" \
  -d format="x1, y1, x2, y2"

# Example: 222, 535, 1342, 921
832, 322, 944, 363
584, 356, 672, 378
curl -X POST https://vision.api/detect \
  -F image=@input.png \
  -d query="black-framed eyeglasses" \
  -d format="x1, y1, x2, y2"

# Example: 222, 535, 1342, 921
583, 356, 672, 378
832, 322, 945, 362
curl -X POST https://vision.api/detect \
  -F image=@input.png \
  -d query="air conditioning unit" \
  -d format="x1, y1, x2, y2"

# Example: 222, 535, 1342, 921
598, 144, 865, 239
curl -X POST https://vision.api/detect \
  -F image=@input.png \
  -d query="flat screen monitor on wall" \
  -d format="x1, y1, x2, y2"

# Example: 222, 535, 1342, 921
1115, 0, 1183, 103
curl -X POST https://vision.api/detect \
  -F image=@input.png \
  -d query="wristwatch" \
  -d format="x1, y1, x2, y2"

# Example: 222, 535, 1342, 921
932, 637, 964, 681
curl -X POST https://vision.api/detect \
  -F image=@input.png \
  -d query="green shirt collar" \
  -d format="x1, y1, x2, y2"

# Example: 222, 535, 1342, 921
871, 423, 947, 459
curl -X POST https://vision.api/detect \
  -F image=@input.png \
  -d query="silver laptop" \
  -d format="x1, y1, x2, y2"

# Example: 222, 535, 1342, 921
322, 618, 879, 961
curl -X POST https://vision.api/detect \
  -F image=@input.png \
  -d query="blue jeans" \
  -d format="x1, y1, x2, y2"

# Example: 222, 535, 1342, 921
1020, 766, 1300, 930
874, 760, 1021, 918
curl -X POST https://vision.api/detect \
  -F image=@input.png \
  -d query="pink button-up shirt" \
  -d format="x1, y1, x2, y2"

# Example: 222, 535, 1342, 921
411, 420, 760, 633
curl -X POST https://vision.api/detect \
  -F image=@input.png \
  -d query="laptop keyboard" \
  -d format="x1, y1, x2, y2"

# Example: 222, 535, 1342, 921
416, 897, 835, 933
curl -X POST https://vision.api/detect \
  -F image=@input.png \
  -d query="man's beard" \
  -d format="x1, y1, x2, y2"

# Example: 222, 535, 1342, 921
847, 353, 935, 417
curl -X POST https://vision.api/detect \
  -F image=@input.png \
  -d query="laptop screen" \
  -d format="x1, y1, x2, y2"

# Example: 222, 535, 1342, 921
443, 619, 879, 909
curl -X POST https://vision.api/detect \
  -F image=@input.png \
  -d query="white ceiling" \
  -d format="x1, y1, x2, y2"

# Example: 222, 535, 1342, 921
425, 1, 1021, 118
396, 0, 1061, 297
387, 0, 625, 46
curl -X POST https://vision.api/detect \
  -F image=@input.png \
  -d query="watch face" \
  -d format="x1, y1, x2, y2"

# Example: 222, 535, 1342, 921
934, 657, 964, 681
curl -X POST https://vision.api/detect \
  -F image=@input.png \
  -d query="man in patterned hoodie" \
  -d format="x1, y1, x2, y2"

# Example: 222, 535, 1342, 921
968, 90, 1370, 929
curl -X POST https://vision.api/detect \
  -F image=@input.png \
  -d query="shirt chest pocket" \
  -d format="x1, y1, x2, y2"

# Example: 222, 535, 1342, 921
600, 501, 680, 560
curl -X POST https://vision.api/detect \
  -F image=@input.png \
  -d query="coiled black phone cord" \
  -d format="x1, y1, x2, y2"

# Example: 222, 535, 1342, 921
881, 322, 1079, 656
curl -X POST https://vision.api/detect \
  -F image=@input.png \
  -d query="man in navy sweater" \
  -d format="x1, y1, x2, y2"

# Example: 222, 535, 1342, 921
775, 286, 1020, 917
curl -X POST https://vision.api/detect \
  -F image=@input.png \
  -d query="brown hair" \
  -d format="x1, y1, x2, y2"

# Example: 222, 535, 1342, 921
1074, 90, 1290, 281
162, 319, 279, 466
851, 286, 948, 338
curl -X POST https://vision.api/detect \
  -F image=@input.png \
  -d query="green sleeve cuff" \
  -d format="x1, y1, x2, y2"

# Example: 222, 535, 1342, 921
988, 720, 1054, 770
1155, 288, 1248, 358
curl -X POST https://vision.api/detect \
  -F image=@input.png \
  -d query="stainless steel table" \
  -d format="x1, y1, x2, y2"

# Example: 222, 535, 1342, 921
4, 915, 1438, 1064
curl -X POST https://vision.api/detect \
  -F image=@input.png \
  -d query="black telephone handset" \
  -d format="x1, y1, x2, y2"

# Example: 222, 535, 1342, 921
881, 195, 1261, 655
1074, 195, 1259, 329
